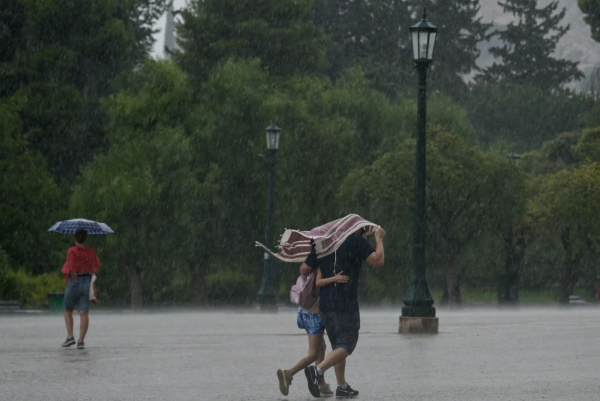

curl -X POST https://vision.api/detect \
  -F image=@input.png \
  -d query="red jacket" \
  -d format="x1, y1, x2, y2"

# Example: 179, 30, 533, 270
61, 246, 101, 277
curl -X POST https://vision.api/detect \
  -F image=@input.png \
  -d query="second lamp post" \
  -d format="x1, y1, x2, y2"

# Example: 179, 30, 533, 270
256, 122, 282, 311
500, 152, 520, 305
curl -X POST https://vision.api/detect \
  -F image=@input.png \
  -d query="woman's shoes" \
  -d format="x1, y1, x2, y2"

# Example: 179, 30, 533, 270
277, 369, 293, 395
61, 337, 75, 347
319, 383, 334, 397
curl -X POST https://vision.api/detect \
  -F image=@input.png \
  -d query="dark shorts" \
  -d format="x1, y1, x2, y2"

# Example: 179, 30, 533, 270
64, 275, 92, 312
320, 311, 360, 355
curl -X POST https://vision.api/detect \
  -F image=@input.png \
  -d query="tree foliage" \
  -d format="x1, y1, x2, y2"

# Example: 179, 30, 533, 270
527, 163, 600, 303
71, 60, 200, 308
314, 0, 490, 98
2, 0, 600, 307
465, 82, 593, 151
479, 0, 583, 90
176, 0, 328, 90
579, 0, 600, 43
338, 129, 524, 305
1, 0, 167, 182
0, 103, 62, 274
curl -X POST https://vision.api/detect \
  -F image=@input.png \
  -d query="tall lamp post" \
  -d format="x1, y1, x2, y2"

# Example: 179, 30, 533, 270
256, 122, 282, 312
500, 152, 520, 305
399, 10, 439, 334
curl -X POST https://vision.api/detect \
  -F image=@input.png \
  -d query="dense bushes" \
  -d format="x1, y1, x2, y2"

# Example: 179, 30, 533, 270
0, 266, 65, 307
206, 271, 254, 305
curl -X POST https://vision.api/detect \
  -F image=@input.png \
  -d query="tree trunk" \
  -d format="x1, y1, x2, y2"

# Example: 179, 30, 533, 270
189, 261, 208, 304
441, 241, 462, 306
559, 228, 580, 304
512, 237, 526, 302
128, 265, 143, 309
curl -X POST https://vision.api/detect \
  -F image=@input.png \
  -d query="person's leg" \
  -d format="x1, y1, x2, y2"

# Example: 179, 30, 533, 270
333, 359, 346, 386
317, 347, 349, 373
315, 337, 334, 395
304, 312, 342, 398
288, 333, 322, 376
315, 311, 349, 374
79, 312, 89, 341
77, 277, 91, 344
63, 279, 76, 339
328, 312, 360, 397
316, 336, 326, 366
64, 310, 74, 337
278, 310, 325, 396
316, 311, 359, 376
316, 336, 327, 384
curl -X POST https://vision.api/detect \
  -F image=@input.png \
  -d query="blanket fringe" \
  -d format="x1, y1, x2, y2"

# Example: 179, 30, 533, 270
254, 241, 306, 263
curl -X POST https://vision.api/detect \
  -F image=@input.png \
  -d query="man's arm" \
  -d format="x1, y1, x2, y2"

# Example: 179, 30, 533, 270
365, 227, 385, 267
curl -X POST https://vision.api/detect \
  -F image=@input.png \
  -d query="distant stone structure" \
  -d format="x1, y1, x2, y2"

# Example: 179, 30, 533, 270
164, 2, 176, 59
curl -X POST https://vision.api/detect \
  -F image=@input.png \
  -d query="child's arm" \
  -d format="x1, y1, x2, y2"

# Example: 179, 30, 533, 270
316, 267, 349, 287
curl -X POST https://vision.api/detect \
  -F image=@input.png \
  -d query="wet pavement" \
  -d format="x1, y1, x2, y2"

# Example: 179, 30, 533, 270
1, 307, 599, 400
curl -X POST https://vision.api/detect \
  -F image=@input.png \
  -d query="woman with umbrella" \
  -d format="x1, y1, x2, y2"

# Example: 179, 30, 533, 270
49, 219, 112, 350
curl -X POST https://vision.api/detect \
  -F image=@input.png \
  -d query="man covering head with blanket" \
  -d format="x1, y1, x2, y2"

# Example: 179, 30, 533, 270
260, 214, 385, 398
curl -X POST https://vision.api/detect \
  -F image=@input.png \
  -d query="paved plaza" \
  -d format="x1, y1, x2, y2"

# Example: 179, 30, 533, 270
1, 307, 599, 400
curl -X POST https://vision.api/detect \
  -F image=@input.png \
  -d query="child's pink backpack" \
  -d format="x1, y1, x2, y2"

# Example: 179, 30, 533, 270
290, 272, 319, 309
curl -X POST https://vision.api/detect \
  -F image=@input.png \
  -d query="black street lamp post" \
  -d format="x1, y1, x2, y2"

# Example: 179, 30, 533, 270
256, 123, 282, 311
400, 10, 438, 333
500, 152, 520, 305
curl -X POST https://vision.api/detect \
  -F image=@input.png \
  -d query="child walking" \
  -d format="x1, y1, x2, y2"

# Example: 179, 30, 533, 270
276, 265, 348, 397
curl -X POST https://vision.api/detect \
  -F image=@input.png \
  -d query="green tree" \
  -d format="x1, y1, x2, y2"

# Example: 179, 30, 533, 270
579, 0, 600, 43
0, 0, 26, 66
71, 60, 199, 308
71, 127, 199, 308
0, 102, 62, 274
107, 60, 221, 304
186, 61, 422, 298
574, 126, 600, 162
479, 0, 583, 90
517, 127, 600, 301
186, 59, 273, 284
527, 163, 600, 303
520, 126, 600, 175
314, 0, 490, 98
465, 82, 593, 150
176, 0, 328, 90
339, 129, 523, 305
1, 0, 167, 182
313, 0, 408, 97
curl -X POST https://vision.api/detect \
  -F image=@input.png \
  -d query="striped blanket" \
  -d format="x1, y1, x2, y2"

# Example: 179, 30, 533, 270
256, 214, 379, 263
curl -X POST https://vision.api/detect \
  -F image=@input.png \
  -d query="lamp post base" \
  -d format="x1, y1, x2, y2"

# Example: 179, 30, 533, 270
498, 298, 518, 308
399, 316, 439, 334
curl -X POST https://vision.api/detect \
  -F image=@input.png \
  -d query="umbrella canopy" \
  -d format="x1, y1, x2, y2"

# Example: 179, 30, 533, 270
48, 219, 114, 235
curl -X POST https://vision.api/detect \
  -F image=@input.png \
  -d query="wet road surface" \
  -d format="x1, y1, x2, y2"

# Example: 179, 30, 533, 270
1, 307, 599, 400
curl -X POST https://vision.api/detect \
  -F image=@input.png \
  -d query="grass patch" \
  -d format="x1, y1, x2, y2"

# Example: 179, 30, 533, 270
429, 288, 591, 304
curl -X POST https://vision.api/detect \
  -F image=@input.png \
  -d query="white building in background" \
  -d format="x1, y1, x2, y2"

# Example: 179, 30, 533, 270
163, 2, 176, 59
152, 0, 186, 59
